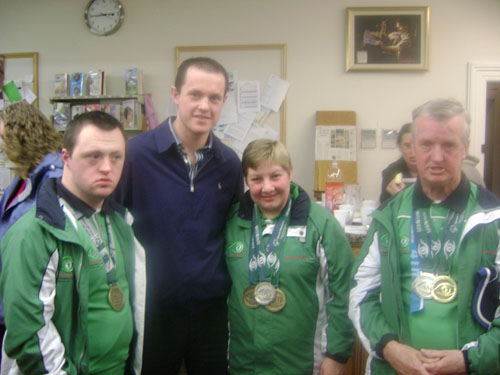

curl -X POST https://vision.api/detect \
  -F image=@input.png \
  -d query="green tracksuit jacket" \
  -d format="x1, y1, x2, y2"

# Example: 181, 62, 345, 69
349, 180, 500, 374
0, 179, 146, 375
225, 184, 354, 375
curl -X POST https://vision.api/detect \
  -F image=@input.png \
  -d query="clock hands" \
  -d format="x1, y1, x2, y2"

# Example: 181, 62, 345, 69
89, 13, 117, 18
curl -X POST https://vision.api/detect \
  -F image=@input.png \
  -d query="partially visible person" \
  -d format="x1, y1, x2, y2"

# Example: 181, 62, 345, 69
379, 122, 418, 203
462, 154, 485, 187
0, 101, 63, 356
114, 57, 243, 374
0, 111, 146, 375
225, 139, 354, 375
350, 98, 500, 375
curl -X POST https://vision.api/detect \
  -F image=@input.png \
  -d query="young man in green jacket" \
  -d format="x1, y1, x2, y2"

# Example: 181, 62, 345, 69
0, 111, 146, 375
350, 98, 500, 375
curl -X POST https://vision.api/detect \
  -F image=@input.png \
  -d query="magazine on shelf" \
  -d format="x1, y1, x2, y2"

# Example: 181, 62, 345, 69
102, 102, 121, 121
71, 105, 86, 119
70, 73, 85, 97
53, 102, 71, 128
85, 103, 101, 112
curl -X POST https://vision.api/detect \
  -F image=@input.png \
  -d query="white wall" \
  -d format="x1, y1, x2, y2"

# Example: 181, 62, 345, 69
2, 0, 500, 200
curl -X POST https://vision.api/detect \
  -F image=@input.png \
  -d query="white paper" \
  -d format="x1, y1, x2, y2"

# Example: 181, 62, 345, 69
237, 80, 260, 113
22, 87, 37, 104
217, 90, 238, 126
232, 123, 279, 156
224, 112, 255, 141
315, 125, 356, 161
261, 74, 290, 112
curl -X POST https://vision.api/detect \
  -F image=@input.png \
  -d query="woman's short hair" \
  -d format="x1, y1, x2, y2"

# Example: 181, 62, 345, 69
0, 101, 62, 179
242, 139, 291, 177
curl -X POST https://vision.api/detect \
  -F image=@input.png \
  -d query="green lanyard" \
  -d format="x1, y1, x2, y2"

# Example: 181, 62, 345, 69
248, 196, 291, 287
413, 208, 465, 275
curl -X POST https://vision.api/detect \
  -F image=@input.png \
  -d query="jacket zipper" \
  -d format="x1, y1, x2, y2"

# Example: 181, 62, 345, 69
76, 251, 85, 374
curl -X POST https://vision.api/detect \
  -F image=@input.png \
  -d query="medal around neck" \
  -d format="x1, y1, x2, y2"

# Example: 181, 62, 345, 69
242, 285, 259, 308
254, 282, 276, 306
412, 272, 436, 300
432, 275, 457, 303
108, 284, 125, 311
265, 288, 286, 312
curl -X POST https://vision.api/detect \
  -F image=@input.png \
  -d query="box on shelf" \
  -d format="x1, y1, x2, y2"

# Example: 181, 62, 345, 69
88, 70, 104, 96
121, 99, 141, 129
85, 103, 101, 112
54, 73, 69, 96
102, 102, 122, 121
125, 68, 143, 96
71, 105, 86, 119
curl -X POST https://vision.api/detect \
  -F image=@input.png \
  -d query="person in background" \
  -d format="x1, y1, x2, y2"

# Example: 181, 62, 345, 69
350, 98, 500, 375
114, 57, 243, 374
462, 154, 486, 187
0, 101, 63, 358
379, 122, 418, 203
0, 111, 146, 374
225, 139, 354, 375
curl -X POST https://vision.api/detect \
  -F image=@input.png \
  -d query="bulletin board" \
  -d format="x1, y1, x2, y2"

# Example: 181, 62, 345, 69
175, 44, 287, 149
0, 52, 39, 108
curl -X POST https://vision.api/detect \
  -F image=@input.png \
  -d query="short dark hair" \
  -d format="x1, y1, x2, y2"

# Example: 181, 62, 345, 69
397, 123, 413, 145
175, 57, 229, 95
63, 111, 125, 155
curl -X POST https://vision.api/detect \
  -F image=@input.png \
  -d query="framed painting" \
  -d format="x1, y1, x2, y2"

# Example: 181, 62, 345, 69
346, 7, 429, 71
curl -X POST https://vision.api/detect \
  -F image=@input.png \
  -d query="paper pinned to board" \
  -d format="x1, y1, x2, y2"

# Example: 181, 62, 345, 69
261, 74, 290, 112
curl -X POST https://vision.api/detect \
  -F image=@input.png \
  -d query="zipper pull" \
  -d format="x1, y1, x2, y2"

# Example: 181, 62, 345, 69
190, 181, 194, 192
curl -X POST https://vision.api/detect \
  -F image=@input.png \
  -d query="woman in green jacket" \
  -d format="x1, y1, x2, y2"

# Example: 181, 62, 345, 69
225, 139, 354, 375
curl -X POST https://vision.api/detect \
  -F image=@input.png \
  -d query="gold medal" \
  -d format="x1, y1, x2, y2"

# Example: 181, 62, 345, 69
412, 272, 436, 300
242, 285, 259, 308
265, 288, 286, 312
108, 284, 125, 311
431, 275, 457, 303
254, 282, 276, 306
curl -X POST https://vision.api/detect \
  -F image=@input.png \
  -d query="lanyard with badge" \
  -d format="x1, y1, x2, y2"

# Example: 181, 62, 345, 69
60, 198, 125, 312
410, 208, 465, 312
242, 196, 291, 313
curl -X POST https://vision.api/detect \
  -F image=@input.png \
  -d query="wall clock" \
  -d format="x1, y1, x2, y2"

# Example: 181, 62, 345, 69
84, 0, 124, 36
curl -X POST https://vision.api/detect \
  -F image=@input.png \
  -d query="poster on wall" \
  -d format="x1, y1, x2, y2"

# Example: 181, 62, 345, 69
315, 125, 356, 162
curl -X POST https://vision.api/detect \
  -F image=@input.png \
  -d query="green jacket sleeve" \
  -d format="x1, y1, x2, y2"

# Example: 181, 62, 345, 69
349, 221, 398, 357
0, 218, 77, 375
320, 212, 355, 362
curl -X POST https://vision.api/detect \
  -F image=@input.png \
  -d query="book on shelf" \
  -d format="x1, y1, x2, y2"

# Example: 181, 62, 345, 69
102, 102, 121, 121
54, 73, 69, 96
85, 103, 101, 112
53, 103, 71, 128
71, 105, 86, 119
70, 73, 85, 97
88, 70, 104, 96
125, 68, 143, 96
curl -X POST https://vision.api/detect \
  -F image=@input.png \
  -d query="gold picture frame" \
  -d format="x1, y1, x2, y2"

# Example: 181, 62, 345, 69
346, 7, 430, 72
0, 52, 39, 107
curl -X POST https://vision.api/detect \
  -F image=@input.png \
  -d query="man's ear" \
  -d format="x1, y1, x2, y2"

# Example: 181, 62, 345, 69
171, 86, 180, 105
61, 148, 70, 165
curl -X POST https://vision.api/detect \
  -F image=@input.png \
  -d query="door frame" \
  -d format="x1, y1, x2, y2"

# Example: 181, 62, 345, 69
466, 62, 500, 174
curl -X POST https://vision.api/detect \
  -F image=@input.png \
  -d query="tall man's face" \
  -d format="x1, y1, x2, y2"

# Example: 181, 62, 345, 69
171, 66, 227, 138
413, 114, 469, 193
62, 123, 126, 209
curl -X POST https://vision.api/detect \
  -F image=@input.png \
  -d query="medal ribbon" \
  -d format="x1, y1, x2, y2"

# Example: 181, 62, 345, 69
410, 208, 465, 312
248, 196, 291, 287
59, 198, 119, 286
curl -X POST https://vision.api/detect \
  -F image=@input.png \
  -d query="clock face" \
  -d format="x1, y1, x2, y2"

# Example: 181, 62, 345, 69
85, 0, 124, 36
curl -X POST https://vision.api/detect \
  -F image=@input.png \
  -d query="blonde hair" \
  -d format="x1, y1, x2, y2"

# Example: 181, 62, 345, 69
1, 101, 62, 179
242, 139, 291, 177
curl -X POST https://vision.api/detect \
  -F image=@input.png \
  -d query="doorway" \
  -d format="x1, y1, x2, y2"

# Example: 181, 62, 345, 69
485, 83, 500, 197
466, 62, 500, 197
